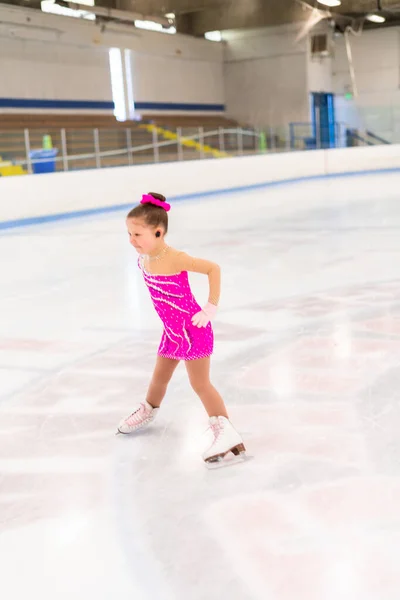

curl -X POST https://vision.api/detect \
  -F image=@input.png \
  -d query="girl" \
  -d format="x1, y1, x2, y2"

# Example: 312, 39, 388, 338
117, 192, 246, 465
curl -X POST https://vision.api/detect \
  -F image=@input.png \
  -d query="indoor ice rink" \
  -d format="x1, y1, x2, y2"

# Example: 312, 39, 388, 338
2, 0, 400, 598
2, 171, 400, 599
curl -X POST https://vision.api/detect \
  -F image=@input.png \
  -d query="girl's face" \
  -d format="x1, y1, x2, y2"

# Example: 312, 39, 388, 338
126, 218, 164, 255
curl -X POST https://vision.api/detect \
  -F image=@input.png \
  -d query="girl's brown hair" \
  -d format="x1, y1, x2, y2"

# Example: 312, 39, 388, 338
127, 192, 169, 233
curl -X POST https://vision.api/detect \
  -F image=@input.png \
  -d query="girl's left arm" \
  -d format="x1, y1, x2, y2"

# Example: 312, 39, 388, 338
175, 252, 221, 327
175, 252, 221, 306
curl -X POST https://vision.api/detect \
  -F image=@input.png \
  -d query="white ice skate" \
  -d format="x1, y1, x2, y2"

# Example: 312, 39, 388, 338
203, 416, 247, 467
117, 401, 159, 435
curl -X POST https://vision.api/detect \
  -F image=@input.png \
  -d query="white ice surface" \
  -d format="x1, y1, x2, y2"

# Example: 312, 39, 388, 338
1, 173, 400, 600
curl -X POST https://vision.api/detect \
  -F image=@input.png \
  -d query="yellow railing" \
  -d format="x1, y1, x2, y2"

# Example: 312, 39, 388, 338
140, 124, 229, 158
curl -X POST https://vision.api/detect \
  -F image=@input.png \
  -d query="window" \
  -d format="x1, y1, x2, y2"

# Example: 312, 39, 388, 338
41, 0, 95, 20
109, 48, 126, 122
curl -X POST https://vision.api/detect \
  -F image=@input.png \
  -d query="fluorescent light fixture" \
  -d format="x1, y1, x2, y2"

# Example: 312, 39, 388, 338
317, 0, 341, 7
109, 48, 126, 122
205, 30, 222, 42
124, 49, 135, 120
135, 19, 176, 34
366, 13, 386, 23
41, 0, 95, 19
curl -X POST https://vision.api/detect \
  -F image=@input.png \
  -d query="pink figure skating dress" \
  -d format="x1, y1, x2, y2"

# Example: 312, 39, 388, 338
139, 257, 214, 361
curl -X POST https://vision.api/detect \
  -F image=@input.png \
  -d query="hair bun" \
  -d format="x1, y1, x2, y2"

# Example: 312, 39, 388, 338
149, 192, 166, 203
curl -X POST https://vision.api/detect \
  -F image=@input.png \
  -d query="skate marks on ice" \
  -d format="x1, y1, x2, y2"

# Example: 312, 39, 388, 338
0, 334, 173, 527
200, 397, 400, 600
2, 278, 400, 599
2, 286, 398, 600
236, 334, 400, 397
0, 335, 192, 599
229, 278, 400, 399
112, 422, 260, 600
204, 477, 400, 600
199, 281, 400, 597
112, 396, 400, 600
3, 180, 400, 599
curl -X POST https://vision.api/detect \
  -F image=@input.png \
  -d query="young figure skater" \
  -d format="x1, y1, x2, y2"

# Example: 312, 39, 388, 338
117, 192, 246, 464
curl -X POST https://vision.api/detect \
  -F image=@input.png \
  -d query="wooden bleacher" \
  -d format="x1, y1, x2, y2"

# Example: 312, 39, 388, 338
0, 113, 242, 171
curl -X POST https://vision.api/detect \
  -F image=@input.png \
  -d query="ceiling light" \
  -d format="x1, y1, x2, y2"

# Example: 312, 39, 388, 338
135, 20, 176, 34
366, 13, 386, 23
205, 30, 222, 42
317, 0, 341, 7
41, 0, 95, 19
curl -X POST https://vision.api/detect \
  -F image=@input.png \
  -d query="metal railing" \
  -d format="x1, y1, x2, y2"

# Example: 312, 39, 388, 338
289, 122, 391, 151
0, 122, 391, 176
0, 126, 269, 175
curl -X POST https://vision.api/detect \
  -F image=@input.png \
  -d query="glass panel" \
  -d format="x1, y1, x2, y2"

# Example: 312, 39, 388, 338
241, 129, 258, 155
64, 129, 97, 171
180, 127, 202, 161
130, 126, 156, 165
98, 128, 129, 168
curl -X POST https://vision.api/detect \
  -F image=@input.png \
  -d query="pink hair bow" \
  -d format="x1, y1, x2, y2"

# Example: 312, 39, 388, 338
140, 194, 171, 212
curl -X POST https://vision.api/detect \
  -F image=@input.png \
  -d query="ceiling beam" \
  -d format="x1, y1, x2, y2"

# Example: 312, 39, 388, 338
5, 0, 400, 34
116, 0, 307, 35
178, 0, 307, 35
332, 0, 400, 12
116, 0, 228, 14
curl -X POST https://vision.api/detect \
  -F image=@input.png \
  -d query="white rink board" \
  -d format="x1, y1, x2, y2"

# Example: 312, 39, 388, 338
0, 144, 399, 225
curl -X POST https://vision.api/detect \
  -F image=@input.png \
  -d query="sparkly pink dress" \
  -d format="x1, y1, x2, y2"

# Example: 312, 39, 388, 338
139, 258, 214, 361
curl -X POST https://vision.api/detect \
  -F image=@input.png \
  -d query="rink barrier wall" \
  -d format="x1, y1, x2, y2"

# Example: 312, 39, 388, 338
0, 144, 399, 230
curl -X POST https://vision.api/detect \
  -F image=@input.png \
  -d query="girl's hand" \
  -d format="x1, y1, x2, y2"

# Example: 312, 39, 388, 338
191, 303, 217, 328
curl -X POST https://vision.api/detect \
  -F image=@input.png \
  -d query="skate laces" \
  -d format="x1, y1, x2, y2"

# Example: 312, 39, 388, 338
126, 403, 151, 427
209, 418, 224, 442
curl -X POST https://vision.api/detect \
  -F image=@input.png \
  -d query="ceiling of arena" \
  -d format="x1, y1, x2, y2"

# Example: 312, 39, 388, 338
2, 0, 400, 35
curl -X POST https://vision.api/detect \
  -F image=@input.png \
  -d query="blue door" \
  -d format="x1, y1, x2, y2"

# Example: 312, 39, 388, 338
311, 92, 336, 148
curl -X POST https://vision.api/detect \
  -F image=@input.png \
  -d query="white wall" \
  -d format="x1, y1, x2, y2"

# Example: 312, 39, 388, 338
0, 4, 224, 116
222, 21, 400, 136
129, 52, 224, 110
2, 3, 400, 134
304, 26, 400, 142
1, 144, 399, 227
332, 27, 400, 141
223, 25, 310, 128
0, 36, 112, 109
308, 55, 333, 94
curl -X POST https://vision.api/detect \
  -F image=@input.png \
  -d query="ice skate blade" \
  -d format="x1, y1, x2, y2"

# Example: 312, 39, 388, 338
204, 442, 245, 462
115, 424, 154, 436
115, 426, 139, 435
205, 452, 252, 470
116, 428, 138, 435
204, 445, 252, 469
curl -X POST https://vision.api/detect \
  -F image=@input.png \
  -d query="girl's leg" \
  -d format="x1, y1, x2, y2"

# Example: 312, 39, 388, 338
146, 355, 180, 408
185, 357, 229, 418
117, 356, 180, 434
